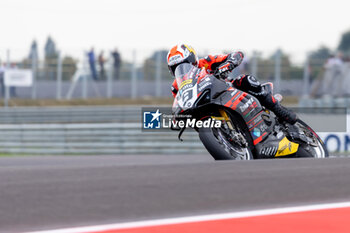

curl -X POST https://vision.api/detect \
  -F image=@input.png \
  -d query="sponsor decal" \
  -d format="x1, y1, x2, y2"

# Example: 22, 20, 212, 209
181, 83, 193, 90
243, 107, 255, 118
239, 98, 254, 112
248, 115, 263, 129
179, 79, 193, 89
253, 128, 261, 137
252, 115, 262, 125
275, 137, 299, 157
320, 133, 350, 152
230, 89, 238, 96
259, 123, 268, 132
242, 101, 258, 117
168, 55, 182, 65
198, 82, 211, 92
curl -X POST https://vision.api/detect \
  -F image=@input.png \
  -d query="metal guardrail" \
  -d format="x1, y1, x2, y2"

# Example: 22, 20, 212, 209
0, 106, 346, 155
0, 123, 206, 155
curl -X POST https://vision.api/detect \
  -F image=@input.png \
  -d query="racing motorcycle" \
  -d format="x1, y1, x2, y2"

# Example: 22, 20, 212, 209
171, 63, 328, 160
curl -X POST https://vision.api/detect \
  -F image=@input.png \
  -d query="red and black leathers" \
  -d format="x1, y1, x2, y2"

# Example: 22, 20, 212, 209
171, 52, 297, 124
171, 52, 244, 97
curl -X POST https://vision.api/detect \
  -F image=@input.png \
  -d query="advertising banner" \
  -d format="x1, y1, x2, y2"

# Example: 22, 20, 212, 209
4, 69, 33, 87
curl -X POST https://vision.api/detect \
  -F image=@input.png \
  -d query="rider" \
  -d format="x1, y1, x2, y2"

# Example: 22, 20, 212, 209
167, 44, 297, 124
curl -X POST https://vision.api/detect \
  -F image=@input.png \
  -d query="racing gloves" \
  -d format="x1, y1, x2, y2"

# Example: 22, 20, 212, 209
216, 62, 235, 79
227, 51, 244, 67
215, 52, 244, 79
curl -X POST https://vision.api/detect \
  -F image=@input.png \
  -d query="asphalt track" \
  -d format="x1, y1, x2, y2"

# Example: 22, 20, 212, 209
1, 155, 350, 232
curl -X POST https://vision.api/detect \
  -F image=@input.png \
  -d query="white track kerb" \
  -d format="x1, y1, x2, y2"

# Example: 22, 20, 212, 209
28, 201, 350, 233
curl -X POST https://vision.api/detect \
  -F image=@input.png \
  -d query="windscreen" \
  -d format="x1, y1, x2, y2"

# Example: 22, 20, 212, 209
174, 63, 196, 90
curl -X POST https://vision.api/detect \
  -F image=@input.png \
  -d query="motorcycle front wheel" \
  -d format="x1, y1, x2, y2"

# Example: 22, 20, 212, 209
198, 111, 254, 160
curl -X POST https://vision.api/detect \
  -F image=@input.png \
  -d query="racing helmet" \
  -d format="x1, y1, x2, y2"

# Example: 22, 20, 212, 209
167, 44, 198, 76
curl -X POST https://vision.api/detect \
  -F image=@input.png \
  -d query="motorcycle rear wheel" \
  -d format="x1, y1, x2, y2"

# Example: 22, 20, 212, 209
294, 119, 329, 158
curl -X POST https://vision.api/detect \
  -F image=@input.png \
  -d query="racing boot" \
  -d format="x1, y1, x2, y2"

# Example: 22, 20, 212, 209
259, 93, 297, 125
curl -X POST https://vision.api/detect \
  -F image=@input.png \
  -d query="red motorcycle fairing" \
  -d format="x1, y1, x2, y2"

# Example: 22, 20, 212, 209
213, 88, 270, 145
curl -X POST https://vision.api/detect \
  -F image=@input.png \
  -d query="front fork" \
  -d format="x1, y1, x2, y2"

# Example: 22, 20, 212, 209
213, 108, 247, 147
213, 108, 235, 131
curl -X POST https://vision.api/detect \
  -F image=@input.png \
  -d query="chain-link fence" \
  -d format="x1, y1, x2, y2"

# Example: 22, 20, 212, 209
0, 48, 321, 100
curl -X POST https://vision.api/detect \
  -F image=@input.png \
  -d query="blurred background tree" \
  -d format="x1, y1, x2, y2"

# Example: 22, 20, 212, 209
44, 36, 58, 80
143, 50, 171, 80
257, 50, 303, 81
308, 45, 332, 81
21, 40, 39, 69
338, 30, 350, 55
62, 56, 77, 81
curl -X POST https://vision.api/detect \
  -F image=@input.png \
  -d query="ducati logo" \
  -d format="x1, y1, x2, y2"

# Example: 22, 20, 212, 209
239, 98, 254, 112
